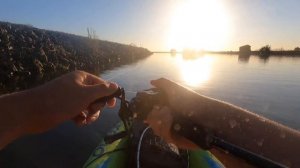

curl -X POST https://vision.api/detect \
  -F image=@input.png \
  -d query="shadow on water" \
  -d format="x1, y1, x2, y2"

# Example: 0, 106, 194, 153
258, 55, 270, 64
238, 54, 281, 64
238, 54, 250, 63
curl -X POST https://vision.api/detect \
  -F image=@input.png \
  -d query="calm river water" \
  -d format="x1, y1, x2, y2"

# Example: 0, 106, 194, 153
103, 53, 300, 129
1, 53, 299, 168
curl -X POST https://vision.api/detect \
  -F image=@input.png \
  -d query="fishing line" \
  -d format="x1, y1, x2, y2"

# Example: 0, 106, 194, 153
137, 126, 151, 168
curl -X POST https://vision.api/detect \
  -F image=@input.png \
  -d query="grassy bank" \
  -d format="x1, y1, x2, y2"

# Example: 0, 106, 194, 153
0, 21, 152, 94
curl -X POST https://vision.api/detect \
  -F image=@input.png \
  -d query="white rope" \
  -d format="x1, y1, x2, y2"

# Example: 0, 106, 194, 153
137, 126, 151, 168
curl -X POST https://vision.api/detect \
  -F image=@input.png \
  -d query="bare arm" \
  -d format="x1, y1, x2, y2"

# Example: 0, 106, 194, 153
0, 89, 35, 149
0, 70, 118, 149
150, 78, 300, 168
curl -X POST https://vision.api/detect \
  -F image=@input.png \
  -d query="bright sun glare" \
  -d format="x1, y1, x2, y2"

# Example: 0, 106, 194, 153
167, 0, 231, 51
176, 55, 214, 87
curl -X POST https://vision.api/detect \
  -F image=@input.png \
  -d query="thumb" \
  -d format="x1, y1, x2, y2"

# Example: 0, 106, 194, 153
86, 82, 119, 100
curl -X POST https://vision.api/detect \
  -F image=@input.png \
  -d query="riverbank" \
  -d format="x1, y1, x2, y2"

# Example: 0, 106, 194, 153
0, 21, 152, 94
154, 50, 300, 57
207, 50, 300, 56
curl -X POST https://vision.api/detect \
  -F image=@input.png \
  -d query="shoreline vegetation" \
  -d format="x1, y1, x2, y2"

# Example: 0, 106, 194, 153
0, 21, 152, 94
156, 45, 300, 57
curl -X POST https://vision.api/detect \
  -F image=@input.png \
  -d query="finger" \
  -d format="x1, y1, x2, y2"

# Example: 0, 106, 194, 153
145, 105, 162, 125
85, 82, 119, 101
150, 78, 170, 90
86, 111, 100, 124
88, 102, 105, 115
106, 98, 116, 108
157, 106, 173, 140
146, 106, 172, 139
150, 78, 177, 97
83, 73, 107, 85
146, 106, 198, 149
82, 98, 105, 126
73, 111, 87, 126
158, 107, 198, 149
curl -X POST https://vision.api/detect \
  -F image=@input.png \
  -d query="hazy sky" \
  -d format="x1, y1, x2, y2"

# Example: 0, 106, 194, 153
1, 0, 300, 51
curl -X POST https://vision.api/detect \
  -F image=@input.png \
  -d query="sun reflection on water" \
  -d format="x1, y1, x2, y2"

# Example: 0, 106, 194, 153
175, 55, 213, 87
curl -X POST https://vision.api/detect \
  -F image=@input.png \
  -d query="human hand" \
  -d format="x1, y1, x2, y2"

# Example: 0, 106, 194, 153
145, 106, 198, 150
150, 78, 186, 111
149, 78, 205, 150
150, 78, 208, 127
25, 70, 118, 134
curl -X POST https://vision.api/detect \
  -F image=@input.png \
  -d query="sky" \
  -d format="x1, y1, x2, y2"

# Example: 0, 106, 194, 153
0, 0, 300, 51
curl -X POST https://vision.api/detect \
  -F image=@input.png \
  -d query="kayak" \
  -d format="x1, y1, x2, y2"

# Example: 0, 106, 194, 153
83, 122, 224, 168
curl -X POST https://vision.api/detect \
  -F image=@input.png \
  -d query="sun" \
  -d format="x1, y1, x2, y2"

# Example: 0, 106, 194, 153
167, 0, 231, 51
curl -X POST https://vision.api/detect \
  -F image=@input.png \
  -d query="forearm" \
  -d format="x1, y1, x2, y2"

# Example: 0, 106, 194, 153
0, 71, 118, 150
162, 79, 299, 167
200, 98, 298, 165
0, 89, 36, 149
173, 92, 299, 167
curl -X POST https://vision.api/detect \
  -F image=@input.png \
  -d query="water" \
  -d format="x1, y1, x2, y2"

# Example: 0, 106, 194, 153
1, 53, 299, 168
102, 53, 300, 129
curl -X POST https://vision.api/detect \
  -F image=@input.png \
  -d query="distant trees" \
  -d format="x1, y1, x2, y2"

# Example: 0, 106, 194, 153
259, 45, 271, 57
87, 27, 98, 39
